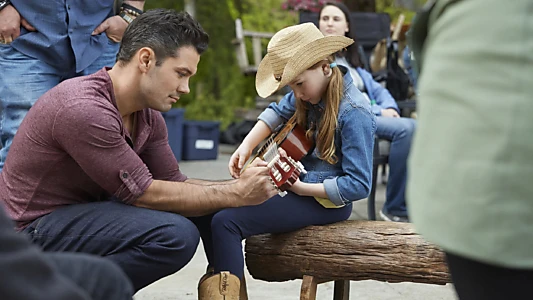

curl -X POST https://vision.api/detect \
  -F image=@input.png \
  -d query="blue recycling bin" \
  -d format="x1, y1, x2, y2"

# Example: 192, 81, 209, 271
182, 120, 220, 160
161, 108, 185, 161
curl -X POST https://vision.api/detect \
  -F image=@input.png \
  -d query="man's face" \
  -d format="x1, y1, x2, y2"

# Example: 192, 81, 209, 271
141, 46, 200, 112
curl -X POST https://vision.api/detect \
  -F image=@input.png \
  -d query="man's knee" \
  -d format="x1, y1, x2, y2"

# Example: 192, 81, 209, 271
146, 213, 200, 269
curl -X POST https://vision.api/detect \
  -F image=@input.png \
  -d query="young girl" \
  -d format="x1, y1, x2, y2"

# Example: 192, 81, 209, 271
319, 1, 416, 222
196, 23, 375, 299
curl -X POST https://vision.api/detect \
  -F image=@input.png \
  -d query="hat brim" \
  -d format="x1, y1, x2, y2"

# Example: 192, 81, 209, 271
256, 35, 353, 98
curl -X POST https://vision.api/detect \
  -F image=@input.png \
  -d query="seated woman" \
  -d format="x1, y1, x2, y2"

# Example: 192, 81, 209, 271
319, 1, 416, 222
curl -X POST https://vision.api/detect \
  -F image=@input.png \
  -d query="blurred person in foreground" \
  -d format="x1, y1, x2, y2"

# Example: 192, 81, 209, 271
0, 204, 133, 300
408, 0, 533, 299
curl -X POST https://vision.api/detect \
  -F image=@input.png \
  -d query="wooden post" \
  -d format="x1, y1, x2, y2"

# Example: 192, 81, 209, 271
333, 280, 350, 300
252, 36, 262, 68
240, 276, 248, 300
234, 19, 249, 72
300, 275, 318, 300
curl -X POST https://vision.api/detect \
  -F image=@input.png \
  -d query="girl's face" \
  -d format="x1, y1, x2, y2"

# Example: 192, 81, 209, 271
288, 64, 331, 105
319, 5, 349, 37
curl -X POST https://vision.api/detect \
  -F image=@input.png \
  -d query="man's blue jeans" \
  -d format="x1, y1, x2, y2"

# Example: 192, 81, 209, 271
376, 116, 416, 217
0, 39, 119, 171
22, 201, 200, 292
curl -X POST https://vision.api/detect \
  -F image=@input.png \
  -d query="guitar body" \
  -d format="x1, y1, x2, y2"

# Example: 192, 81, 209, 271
255, 116, 314, 196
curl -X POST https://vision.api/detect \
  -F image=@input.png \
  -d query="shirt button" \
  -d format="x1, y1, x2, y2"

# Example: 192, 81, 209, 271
122, 173, 128, 179
67, 5, 71, 9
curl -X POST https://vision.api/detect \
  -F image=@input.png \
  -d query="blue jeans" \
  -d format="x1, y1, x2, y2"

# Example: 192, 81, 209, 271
376, 116, 416, 217
22, 201, 200, 292
191, 193, 352, 280
0, 39, 119, 171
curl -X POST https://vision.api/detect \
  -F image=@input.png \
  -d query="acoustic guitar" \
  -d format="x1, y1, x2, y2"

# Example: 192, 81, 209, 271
247, 115, 314, 196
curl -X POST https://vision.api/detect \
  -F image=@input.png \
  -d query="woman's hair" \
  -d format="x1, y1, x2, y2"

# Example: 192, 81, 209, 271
295, 56, 343, 165
319, 2, 363, 68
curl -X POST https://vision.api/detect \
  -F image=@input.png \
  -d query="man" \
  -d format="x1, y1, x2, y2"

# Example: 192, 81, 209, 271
0, 9, 277, 292
0, 204, 133, 300
0, 0, 144, 171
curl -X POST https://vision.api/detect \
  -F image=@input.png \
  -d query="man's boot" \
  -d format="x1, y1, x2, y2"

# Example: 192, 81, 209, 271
198, 271, 240, 300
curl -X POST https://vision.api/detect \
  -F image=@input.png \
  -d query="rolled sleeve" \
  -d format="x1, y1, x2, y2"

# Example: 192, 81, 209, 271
257, 108, 284, 131
257, 92, 297, 130
323, 177, 345, 206
116, 168, 153, 204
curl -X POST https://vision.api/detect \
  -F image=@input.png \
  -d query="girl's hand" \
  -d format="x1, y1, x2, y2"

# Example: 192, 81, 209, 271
228, 145, 253, 178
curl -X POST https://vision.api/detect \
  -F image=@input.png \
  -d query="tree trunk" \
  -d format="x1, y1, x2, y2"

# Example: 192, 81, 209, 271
345, 0, 376, 12
245, 220, 450, 285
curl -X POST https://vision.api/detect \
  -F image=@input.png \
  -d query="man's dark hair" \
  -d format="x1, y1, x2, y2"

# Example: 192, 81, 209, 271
116, 9, 209, 66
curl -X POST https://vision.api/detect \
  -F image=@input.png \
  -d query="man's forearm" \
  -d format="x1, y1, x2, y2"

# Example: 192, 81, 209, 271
135, 179, 241, 217
185, 178, 235, 186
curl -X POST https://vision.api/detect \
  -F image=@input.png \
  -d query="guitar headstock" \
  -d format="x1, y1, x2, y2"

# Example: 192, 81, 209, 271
263, 141, 306, 197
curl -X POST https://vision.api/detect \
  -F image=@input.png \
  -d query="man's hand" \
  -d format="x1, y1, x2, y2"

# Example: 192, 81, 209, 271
0, 5, 35, 44
236, 162, 278, 206
92, 16, 128, 43
381, 108, 400, 118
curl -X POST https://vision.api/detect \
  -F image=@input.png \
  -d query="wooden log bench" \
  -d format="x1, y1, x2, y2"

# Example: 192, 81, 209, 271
244, 220, 450, 300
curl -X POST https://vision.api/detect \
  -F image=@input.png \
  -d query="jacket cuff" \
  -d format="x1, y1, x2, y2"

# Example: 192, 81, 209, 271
257, 108, 283, 131
372, 105, 382, 116
323, 177, 345, 207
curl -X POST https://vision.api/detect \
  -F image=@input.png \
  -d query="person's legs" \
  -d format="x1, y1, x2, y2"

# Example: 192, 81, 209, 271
375, 116, 416, 218
23, 201, 200, 291
446, 252, 533, 299
78, 39, 119, 76
46, 252, 133, 300
0, 46, 64, 171
201, 193, 352, 280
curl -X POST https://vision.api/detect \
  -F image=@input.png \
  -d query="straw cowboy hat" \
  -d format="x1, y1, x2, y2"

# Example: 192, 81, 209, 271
255, 23, 353, 98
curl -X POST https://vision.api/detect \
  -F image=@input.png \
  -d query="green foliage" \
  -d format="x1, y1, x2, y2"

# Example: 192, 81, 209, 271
376, 0, 415, 23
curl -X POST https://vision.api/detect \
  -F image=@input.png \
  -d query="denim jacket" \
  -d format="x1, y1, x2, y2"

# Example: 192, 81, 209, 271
257, 68, 376, 206
356, 67, 399, 116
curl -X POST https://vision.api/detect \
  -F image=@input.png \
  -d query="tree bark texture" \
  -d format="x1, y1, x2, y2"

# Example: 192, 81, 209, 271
245, 220, 450, 285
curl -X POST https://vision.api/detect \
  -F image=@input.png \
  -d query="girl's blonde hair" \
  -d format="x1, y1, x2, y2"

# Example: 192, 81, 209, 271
295, 55, 343, 164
